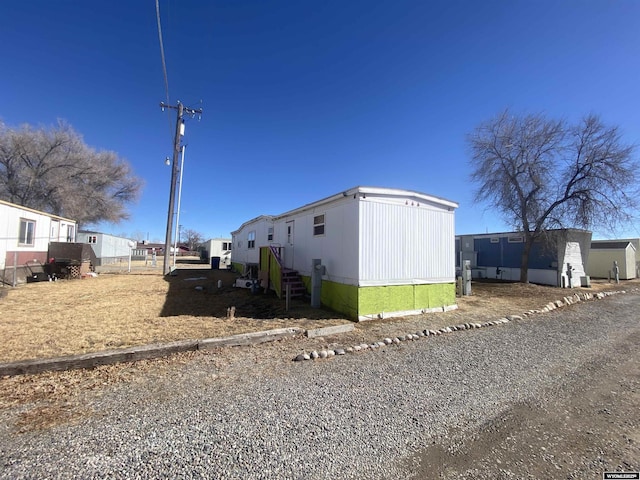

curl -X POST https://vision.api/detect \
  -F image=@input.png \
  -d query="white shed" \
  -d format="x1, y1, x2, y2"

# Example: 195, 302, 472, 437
231, 186, 458, 320
0, 199, 77, 284
588, 241, 637, 280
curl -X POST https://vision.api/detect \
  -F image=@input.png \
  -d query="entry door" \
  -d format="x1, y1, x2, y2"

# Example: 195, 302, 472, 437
50, 220, 60, 241
285, 220, 294, 269
66, 224, 76, 242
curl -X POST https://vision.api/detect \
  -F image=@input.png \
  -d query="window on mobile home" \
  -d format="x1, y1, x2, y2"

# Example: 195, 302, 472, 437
313, 214, 325, 236
18, 218, 35, 246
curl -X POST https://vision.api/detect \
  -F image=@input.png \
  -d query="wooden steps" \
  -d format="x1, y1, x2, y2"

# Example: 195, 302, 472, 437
281, 268, 307, 298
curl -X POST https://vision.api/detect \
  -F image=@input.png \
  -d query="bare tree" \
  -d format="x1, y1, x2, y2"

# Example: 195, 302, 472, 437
468, 110, 639, 283
181, 228, 204, 252
0, 120, 142, 226
131, 230, 148, 243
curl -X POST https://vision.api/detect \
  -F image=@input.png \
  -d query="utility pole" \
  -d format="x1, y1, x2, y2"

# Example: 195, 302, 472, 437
160, 101, 202, 275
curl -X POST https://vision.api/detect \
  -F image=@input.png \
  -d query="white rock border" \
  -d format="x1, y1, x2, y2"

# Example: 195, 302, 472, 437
292, 289, 632, 362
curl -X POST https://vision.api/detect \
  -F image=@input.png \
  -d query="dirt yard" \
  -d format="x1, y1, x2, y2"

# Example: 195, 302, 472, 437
0, 261, 346, 363
0, 258, 634, 364
0, 262, 637, 442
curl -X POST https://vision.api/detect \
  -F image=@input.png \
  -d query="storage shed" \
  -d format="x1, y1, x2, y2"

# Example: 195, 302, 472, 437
231, 186, 459, 320
456, 229, 592, 287
588, 241, 637, 280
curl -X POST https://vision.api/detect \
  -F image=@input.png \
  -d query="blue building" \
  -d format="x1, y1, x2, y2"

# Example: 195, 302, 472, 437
456, 229, 591, 287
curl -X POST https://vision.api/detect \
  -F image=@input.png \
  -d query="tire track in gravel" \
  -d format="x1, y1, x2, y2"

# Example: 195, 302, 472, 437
408, 307, 640, 479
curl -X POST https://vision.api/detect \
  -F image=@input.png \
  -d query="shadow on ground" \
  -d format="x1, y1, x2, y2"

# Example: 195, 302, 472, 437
160, 263, 341, 320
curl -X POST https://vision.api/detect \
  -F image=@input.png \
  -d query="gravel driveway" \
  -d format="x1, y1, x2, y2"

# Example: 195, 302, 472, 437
1, 292, 639, 479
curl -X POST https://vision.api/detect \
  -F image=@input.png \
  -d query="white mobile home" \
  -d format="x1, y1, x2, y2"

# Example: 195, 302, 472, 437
0, 199, 77, 284
199, 238, 232, 269
588, 240, 637, 280
80, 231, 136, 266
230, 215, 275, 273
231, 186, 458, 320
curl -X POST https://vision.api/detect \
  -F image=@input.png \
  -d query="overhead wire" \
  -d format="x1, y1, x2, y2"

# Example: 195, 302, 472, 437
155, 0, 174, 147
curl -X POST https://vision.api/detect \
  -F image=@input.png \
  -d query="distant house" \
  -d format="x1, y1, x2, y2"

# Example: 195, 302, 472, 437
0, 199, 77, 284
138, 242, 165, 254
199, 238, 232, 269
79, 231, 136, 266
456, 229, 592, 287
231, 186, 459, 320
588, 240, 637, 280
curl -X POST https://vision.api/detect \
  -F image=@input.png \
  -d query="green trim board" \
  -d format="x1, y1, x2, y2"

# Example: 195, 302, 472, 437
269, 254, 282, 297
259, 247, 283, 297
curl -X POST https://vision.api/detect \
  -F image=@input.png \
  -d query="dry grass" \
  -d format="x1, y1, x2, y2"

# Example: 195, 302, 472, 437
0, 261, 345, 363
1, 266, 636, 433
0, 260, 635, 364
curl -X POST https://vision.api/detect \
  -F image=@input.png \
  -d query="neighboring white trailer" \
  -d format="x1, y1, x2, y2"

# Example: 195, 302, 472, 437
199, 238, 233, 269
0, 199, 77, 284
80, 231, 136, 266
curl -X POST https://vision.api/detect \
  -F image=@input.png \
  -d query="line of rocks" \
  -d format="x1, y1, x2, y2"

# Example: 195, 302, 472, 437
292, 289, 629, 362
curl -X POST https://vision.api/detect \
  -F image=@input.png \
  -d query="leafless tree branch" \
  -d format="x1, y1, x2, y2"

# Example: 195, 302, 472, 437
0, 121, 143, 227
468, 110, 639, 282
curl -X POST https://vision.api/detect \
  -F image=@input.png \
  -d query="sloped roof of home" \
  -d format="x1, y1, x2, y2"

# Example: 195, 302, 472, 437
274, 186, 458, 220
231, 186, 458, 235
0, 198, 76, 223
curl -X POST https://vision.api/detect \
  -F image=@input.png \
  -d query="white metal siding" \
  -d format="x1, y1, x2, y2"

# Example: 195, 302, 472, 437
587, 246, 636, 279
97, 234, 133, 258
201, 239, 232, 267
231, 219, 272, 265
0, 202, 77, 269
359, 200, 455, 285
272, 198, 360, 284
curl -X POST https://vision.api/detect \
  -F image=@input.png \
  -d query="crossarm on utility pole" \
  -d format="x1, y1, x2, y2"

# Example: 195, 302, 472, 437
160, 101, 202, 276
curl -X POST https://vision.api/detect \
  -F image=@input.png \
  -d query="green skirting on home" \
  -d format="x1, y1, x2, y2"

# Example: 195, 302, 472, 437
310, 279, 456, 320
357, 282, 455, 319
231, 262, 244, 274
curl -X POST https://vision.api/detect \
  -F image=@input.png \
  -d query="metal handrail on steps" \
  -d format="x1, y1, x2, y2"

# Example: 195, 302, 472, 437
269, 245, 284, 268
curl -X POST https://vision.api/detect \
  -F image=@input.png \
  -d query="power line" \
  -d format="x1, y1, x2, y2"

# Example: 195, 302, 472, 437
155, 0, 173, 146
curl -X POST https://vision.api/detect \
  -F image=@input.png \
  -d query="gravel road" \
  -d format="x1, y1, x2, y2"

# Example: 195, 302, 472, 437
1, 292, 639, 479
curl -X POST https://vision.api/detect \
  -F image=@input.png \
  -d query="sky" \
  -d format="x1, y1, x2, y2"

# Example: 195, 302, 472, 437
1, 1, 639, 242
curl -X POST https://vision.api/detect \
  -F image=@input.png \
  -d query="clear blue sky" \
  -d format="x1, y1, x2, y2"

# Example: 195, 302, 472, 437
2, 1, 639, 242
